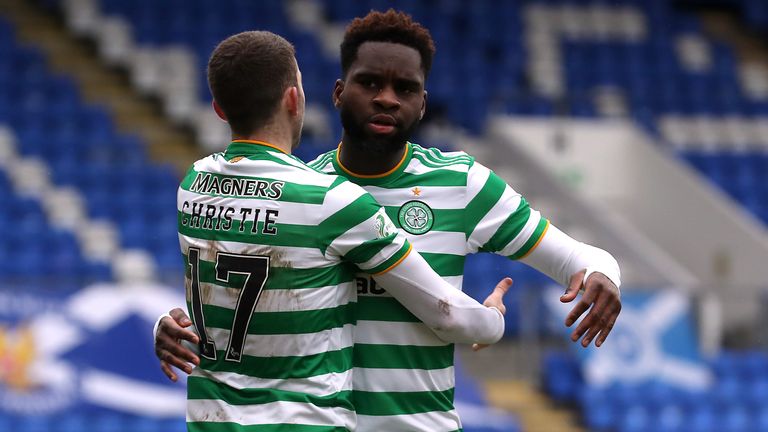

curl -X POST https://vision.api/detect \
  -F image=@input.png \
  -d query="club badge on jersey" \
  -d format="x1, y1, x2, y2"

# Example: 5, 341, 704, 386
398, 200, 434, 235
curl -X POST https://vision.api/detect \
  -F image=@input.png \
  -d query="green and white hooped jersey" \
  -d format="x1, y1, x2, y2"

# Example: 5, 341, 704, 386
178, 141, 412, 432
309, 142, 549, 432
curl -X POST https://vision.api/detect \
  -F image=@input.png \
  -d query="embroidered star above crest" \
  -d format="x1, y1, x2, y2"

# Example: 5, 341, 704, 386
411, 187, 421, 196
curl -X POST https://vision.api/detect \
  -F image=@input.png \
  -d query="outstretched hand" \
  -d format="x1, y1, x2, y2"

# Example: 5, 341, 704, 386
560, 269, 621, 348
472, 277, 512, 351
155, 307, 200, 382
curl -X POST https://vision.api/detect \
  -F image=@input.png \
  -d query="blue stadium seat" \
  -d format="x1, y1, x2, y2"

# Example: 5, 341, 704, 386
618, 405, 651, 432
756, 407, 768, 432
688, 405, 718, 432
542, 351, 582, 402
655, 404, 687, 432
57, 414, 88, 432
581, 387, 618, 431
17, 416, 50, 432
90, 413, 128, 432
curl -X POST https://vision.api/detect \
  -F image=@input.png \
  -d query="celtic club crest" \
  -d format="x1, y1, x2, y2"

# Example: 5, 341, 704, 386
397, 200, 434, 235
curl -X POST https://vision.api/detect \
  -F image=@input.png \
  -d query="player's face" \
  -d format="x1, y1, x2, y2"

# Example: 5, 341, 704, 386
334, 41, 426, 154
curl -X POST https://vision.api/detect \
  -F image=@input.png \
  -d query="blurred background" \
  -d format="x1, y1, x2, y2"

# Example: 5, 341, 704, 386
0, 0, 767, 430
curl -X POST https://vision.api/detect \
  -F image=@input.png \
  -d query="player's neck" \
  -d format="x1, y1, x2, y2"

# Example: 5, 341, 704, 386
231, 129, 293, 154
339, 136, 407, 176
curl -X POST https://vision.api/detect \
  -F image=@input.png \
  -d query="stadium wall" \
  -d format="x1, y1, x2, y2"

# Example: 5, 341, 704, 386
489, 116, 768, 329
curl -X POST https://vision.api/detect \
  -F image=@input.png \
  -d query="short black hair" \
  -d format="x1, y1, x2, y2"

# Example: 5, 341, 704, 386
340, 9, 436, 77
208, 31, 297, 136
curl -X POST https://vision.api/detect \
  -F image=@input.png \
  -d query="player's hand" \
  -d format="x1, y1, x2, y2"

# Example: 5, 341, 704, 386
560, 269, 621, 348
472, 277, 513, 351
155, 307, 200, 382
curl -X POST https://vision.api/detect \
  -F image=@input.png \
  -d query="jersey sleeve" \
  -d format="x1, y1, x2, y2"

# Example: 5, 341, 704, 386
464, 161, 549, 259
318, 176, 412, 274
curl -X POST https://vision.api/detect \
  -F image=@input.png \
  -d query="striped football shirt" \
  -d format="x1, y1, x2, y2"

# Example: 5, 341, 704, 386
178, 140, 412, 432
308, 142, 548, 431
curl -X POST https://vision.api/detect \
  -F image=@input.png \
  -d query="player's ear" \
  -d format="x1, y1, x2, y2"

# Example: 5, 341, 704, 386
212, 100, 228, 122
284, 86, 299, 116
419, 90, 427, 120
332, 79, 344, 109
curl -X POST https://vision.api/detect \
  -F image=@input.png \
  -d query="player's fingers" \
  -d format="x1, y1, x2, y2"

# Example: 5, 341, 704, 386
181, 339, 201, 365
173, 327, 200, 345
579, 279, 601, 305
565, 298, 591, 327
561, 270, 586, 303
580, 319, 603, 347
484, 277, 513, 303
169, 307, 193, 327
569, 300, 601, 340
160, 318, 200, 344
156, 330, 200, 365
595, 305, 621, 347
565, 277, 605, 327
159, 349, 194, 375
580, 285, 620, 344
171, 340, 201, 365
571, 293, 612, 344
483, 277, 513, 314
492, 277, 513, 297
472, 343, 490, 352
160, 360, 178, 382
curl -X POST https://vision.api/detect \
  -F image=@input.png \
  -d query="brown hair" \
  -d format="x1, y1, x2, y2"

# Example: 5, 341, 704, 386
340, 9, 436, 77
207, 31, 297, 136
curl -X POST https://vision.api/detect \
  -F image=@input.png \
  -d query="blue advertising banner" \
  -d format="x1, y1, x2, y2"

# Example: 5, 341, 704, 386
544, 287, 712, 390
0, 283, 186, 422
0, 283, 517, 431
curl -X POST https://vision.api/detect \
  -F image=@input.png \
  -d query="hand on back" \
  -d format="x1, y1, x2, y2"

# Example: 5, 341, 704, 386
155, 308, 200, 382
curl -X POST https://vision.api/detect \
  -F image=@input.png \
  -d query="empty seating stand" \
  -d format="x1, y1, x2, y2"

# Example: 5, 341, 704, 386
0, 16, 182, 286
544, 350, 768, 432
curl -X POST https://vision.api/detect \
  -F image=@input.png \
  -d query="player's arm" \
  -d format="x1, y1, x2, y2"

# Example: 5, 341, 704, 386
322, 179, 507, 345
465, 161, 621, 347
520, 224, 621, 347
372, 248, 509, 345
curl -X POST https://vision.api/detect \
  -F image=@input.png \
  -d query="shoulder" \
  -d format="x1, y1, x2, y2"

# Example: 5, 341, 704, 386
324, 174, 371, 201
188, 151, 225, 172
306, 149, 338, 174
179, 152, 223, 182
409, 142, 475, 170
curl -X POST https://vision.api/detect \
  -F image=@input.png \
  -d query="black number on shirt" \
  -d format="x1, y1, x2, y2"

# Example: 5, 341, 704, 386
188, 248, 270, 362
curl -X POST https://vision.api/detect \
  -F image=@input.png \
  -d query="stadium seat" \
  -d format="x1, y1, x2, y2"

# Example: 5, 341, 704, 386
542, 350, 582, 402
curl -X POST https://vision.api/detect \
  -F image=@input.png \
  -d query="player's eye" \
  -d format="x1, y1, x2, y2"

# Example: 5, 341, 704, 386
397, 82, 419, 95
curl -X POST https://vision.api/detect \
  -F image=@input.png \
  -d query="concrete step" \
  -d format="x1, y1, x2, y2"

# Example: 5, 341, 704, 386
484, 380, 586, 432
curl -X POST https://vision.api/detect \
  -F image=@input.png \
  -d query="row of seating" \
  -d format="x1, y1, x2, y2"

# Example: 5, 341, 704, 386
680, 152, 768, 224
0, 16, 183, 275
0, 414, 185, 432
544, 350, 768, 432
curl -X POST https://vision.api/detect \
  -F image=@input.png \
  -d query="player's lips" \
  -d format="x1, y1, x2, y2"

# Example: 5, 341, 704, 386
367, 114, 397, 134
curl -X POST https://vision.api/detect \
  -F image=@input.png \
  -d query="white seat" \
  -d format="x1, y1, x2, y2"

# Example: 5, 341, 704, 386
112, 249, 157, 284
